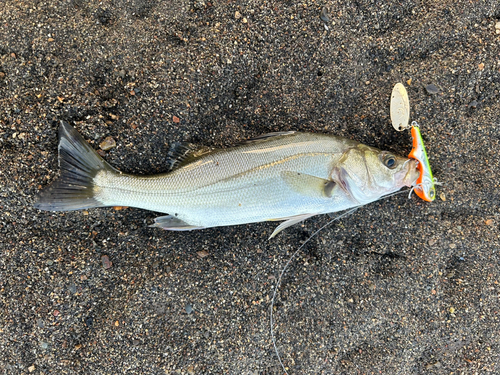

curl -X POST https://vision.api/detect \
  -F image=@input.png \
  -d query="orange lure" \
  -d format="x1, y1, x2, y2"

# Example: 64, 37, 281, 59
408, 122, 436, 202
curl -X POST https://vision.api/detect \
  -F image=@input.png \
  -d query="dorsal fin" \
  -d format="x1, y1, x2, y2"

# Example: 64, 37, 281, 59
239, 131, 296, 144
167, 142, 215, 170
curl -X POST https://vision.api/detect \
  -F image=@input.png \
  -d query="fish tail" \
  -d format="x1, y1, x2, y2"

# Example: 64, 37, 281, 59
34, 121, 118, 211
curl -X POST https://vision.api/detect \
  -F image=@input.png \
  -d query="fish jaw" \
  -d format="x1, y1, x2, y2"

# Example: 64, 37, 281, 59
400, 159, 420, 187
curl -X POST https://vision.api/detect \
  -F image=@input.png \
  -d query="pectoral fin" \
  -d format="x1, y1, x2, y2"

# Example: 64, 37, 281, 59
281, 171, 336, 198
269, 213, 317, 239
150, 215, 205, 231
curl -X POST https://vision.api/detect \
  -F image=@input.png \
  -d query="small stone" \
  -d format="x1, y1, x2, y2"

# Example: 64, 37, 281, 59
53, 310, 60, 316
468, 100, 478, 109
46, 259, 54, 266
28, 365, 36, 373
439, 192, 446, 201
478, 63, 484, 71
68, 283, 77, 294
40, 341, 49, 349
242, 17, 247, 24
173, 115, 180, 123
197, 250, 209, 258
113, 206, 128, 210
99, 136, 116, 151
85, 316, 93, 327
234, 11, 241, 19
449, 243, 456, 249
48, 37, 54, 42
101, 255, 112, 269
82, 210, 89, 216
485, 219, 494, 226
406, 78, 412, 86
0, 72, 5, 78
425, 84, 439, 94
428, 238, 437, 246
97, 149, 106, 157
75, 344, 82, 350
449, 307, 455, 313
320, 7, 330, 23
496, 21, 500, 34
187, 365, 195, 374
37, 319, 44, 328
114, 320, 119, 327
185, 304, 193, 314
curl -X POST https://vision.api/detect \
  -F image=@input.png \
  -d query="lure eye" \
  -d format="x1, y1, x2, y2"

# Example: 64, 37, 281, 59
383, 154, 397, 169
429, 188, 435, 199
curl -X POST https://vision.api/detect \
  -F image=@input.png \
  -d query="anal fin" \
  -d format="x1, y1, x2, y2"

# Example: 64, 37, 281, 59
269, 213, 317, 239
149, 215, 205, 231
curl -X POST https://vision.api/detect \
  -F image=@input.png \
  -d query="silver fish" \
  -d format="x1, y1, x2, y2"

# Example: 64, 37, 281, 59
35, 121, 419, 238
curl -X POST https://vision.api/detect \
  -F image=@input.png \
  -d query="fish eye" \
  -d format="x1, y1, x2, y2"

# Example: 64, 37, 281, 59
383, 154, 397, 169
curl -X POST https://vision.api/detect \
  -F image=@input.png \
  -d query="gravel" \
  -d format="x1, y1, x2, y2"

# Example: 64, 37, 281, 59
1, 0, 499, 374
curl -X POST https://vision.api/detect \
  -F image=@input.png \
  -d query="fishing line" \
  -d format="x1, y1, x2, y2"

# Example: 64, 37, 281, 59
269, 188, 413, 374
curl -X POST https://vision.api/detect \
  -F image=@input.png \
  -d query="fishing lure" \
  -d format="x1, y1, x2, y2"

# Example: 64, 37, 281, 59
390, 82, 411, 131
408, 121, 436, 202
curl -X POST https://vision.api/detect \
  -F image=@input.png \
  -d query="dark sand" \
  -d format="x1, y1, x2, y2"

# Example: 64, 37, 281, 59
1, 1, 499, 374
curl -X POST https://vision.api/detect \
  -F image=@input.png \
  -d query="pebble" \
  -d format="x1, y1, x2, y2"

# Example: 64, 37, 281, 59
185, 304, 193, 314
468, 100, 478, 109
28, 365, 36, 373
173, 115, 180, 123
0, 72, 5, 78
101, 255, 112, 269
485, 219, 494, 226
197, 250, 209, 258
46, 259, 54, 266
40, 341, 49, 349
478, 63, 484, 71
37, 319, 44, 328
234, 11, 241, 19
449, 243, 456, 249
425, 84, 439, 94
428, 238, 437, 246
449, 306, 455, 313
99, 136, 116, 151
68, 283, 77, 294
85, 316, 93, 327
439, 192, 446, 201
496, 21, 500, 34
320, 7, 330, 23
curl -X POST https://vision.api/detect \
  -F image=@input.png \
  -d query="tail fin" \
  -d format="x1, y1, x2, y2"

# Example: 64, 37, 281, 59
34, 121, 118, 211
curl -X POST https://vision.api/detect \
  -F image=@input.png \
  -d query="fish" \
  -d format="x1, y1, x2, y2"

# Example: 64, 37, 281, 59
34, 121, 420, 238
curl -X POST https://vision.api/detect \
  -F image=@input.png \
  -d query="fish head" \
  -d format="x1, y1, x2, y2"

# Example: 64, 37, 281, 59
332, 144, 419, 204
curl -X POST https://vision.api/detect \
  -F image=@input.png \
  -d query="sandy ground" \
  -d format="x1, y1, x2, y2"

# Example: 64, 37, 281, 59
1, 0, 499, 374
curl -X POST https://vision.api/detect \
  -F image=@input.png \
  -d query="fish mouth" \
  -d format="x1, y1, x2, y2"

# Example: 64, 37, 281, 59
403, 159, 420, 187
